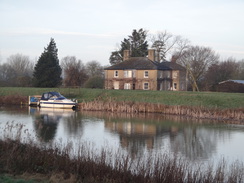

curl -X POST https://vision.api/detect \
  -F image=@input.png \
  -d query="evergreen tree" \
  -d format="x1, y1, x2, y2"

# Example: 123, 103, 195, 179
109, 28, 148, 65
33, 38, 62, 87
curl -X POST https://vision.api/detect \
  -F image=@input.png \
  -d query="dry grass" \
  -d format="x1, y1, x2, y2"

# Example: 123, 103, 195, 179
0, 95, 27, 105
79, 100, 244, 123
0, 87, 243, 123
0, 124, 244, 183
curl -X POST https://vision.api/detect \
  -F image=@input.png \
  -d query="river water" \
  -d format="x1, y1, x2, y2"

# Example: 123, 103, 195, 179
1, 106, 244, 165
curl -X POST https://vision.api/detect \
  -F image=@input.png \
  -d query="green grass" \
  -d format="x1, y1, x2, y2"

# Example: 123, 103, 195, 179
0, 87, 244, 109
0, 175, 41, 183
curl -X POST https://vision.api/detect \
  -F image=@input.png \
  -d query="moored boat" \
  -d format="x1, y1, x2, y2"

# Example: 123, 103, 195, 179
38, 92, 77, 109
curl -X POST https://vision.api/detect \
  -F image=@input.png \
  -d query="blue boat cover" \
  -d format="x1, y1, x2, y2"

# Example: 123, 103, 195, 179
41, 92, 66, 100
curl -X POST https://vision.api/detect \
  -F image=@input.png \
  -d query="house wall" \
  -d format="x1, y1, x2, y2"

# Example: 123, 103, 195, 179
157, 70, 172, 91
179, 70, 187, 91
105, 70, 158, 90
105, 69, 186, 91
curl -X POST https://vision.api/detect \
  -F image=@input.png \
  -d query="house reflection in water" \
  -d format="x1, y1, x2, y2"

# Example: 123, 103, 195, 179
106, 122, 156, 148
104, 119, 179, 156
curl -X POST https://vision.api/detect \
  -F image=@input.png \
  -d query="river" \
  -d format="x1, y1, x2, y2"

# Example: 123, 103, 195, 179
1, 105, 244, 165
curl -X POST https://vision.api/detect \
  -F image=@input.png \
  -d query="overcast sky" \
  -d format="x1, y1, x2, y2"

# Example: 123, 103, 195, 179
0, 0, 243, 66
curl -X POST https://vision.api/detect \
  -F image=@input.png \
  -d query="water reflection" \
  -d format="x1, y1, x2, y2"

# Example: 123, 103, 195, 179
82, 112, 232, 161
1, 106, 243, 163
30, 108, 76, 142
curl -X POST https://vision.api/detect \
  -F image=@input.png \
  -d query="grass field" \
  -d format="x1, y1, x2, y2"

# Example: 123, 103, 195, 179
0, 87, 244, 109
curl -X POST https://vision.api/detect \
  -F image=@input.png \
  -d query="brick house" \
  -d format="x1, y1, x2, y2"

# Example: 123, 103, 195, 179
104, 49, 186, 91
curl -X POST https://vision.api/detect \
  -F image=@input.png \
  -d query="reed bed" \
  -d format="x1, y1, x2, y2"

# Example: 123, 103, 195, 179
1, 87, 244, 109
0, 87, 243, 123
79, 100, 244, 123
1, 123, 244, 183
1, 138, 244, 183
0, 95, 27, 105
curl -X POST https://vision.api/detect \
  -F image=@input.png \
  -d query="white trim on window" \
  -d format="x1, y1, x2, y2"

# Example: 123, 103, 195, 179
124, 70, 132, 78
144, 71, 149, 78
113, 81, 119, 89
143, 82, 149, 90
173, 83, 177, 90
114, 70, 118, 77
124, 83, 131, 90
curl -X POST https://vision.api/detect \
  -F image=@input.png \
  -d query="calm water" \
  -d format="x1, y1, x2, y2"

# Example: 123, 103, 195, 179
1, 106, 244, 164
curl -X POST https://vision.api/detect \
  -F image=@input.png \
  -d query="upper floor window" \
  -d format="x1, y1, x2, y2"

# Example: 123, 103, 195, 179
124, 70, 132, 78
173, 72, 178, 79
166, 71, 170, 78
114, 70, 118, 77
159, 71, 163, 78
144, 71, 149, 78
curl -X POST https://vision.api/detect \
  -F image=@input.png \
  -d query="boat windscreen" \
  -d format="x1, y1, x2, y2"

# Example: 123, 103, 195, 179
41, 92, 66, 100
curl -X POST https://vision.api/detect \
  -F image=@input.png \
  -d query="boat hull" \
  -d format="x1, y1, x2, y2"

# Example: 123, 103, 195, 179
39, 99, 77, 109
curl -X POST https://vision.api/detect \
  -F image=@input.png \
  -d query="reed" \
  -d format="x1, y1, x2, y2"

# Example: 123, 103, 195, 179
0, 87, 244, 109
79, 100, 244, 123
1, 136, 244, 183
0, 95, 27, 105
0, 87, 243, 122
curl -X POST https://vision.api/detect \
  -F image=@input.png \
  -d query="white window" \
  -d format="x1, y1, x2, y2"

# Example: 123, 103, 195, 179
124, 70, 132, 78
144, 71, 149, 78
114, 70, 118, 77
132, 70, 136, 78
113, 81, 119, 89
173, 72, 178, 79
124, 83, 131, 90
143, 82, 149, 90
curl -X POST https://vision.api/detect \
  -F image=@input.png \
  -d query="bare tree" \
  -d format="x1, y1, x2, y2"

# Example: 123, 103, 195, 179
8, 54, 33, 74
5, 54, 33, 86
203, 58, 244, 91
149, 31, 190, 62
61, 56, 88, 87
0, 63, 16, 86
85, 60, 104, 78
177, 46, 219, 91
236, 59, 244, 79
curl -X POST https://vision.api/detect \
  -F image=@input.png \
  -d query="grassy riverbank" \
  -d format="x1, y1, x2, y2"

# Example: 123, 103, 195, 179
0, 87, 243, 122
0, 87, 244, 109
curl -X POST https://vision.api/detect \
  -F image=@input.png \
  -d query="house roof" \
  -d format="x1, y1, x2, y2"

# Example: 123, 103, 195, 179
105, 57, 186, 71
219, 80, 244, 85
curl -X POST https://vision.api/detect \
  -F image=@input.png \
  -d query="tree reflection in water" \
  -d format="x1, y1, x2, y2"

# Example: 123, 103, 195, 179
32, 108, 75, 142
27, 108, 237, 163
82, 112, 232, 161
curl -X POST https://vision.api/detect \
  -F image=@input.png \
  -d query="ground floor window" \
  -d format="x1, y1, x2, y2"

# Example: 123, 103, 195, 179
124, 83, 131, 90
143, 82, 149, 90
174, 83, 177, 90
113, 81, 119, 89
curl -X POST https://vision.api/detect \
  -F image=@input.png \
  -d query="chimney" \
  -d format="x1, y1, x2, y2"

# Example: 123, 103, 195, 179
148, 49, 156, 61
171, 55, 178, 63
123, 50, 130, 61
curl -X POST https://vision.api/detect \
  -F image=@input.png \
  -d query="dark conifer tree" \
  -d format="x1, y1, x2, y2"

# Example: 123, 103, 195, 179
33, 38, 62, 87
109, 28, 148, 65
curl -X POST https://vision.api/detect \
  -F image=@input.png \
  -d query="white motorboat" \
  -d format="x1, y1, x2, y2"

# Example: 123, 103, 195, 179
38, 92, 77, 109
